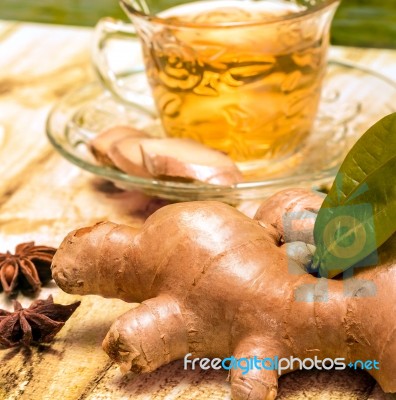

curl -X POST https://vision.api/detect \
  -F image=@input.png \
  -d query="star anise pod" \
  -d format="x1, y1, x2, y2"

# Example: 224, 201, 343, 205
0, 295, 80, 347
0, 242, 56, 296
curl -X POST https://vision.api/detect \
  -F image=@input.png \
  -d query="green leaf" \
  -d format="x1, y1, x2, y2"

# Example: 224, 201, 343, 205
313, 112, 396, 278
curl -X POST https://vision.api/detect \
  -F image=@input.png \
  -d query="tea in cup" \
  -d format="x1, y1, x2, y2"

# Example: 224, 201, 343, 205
93, 0, 340, 170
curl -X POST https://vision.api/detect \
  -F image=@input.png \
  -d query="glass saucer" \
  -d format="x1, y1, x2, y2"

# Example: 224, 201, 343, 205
46, 61, 396, 202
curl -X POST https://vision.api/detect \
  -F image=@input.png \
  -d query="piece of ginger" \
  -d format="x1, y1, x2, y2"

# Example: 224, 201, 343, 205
52, 189, 396, 400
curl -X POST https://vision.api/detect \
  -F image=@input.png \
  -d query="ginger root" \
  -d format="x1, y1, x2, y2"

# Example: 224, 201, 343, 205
52, 189, 396, 399
89, 126, 242, 185
140, 138, 243, 185
90, 126, 148, 167
108, 136, 151, 178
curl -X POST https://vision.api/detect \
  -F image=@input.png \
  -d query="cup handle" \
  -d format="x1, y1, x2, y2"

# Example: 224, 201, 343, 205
92, 17, 156, 115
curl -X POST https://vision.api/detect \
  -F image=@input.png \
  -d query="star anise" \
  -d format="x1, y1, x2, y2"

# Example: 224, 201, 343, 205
0, 295, 80, 347
0, 242, 56, 296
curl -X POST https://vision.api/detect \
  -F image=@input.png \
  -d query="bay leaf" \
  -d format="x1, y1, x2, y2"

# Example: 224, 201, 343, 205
313, 112, 396, 278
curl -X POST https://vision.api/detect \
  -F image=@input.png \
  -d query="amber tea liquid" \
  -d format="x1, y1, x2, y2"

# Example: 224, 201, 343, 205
140, 0, 330, 165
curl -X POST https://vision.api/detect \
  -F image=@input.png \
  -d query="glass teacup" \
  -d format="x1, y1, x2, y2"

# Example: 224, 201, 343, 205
93, 0, 340, 170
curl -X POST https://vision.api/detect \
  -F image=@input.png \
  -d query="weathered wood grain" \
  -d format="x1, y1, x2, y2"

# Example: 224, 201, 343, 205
0, 23, 92, 208
0, 21, 395, 400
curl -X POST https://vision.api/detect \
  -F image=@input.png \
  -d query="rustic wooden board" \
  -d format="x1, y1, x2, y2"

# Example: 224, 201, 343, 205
0, 21, 395, 400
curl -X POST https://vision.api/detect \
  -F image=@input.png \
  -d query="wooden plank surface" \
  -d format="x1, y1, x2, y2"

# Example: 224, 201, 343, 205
0, 21, 395, 400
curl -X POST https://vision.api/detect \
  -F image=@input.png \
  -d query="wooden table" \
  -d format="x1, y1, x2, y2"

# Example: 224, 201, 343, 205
0, 20, 395, 400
